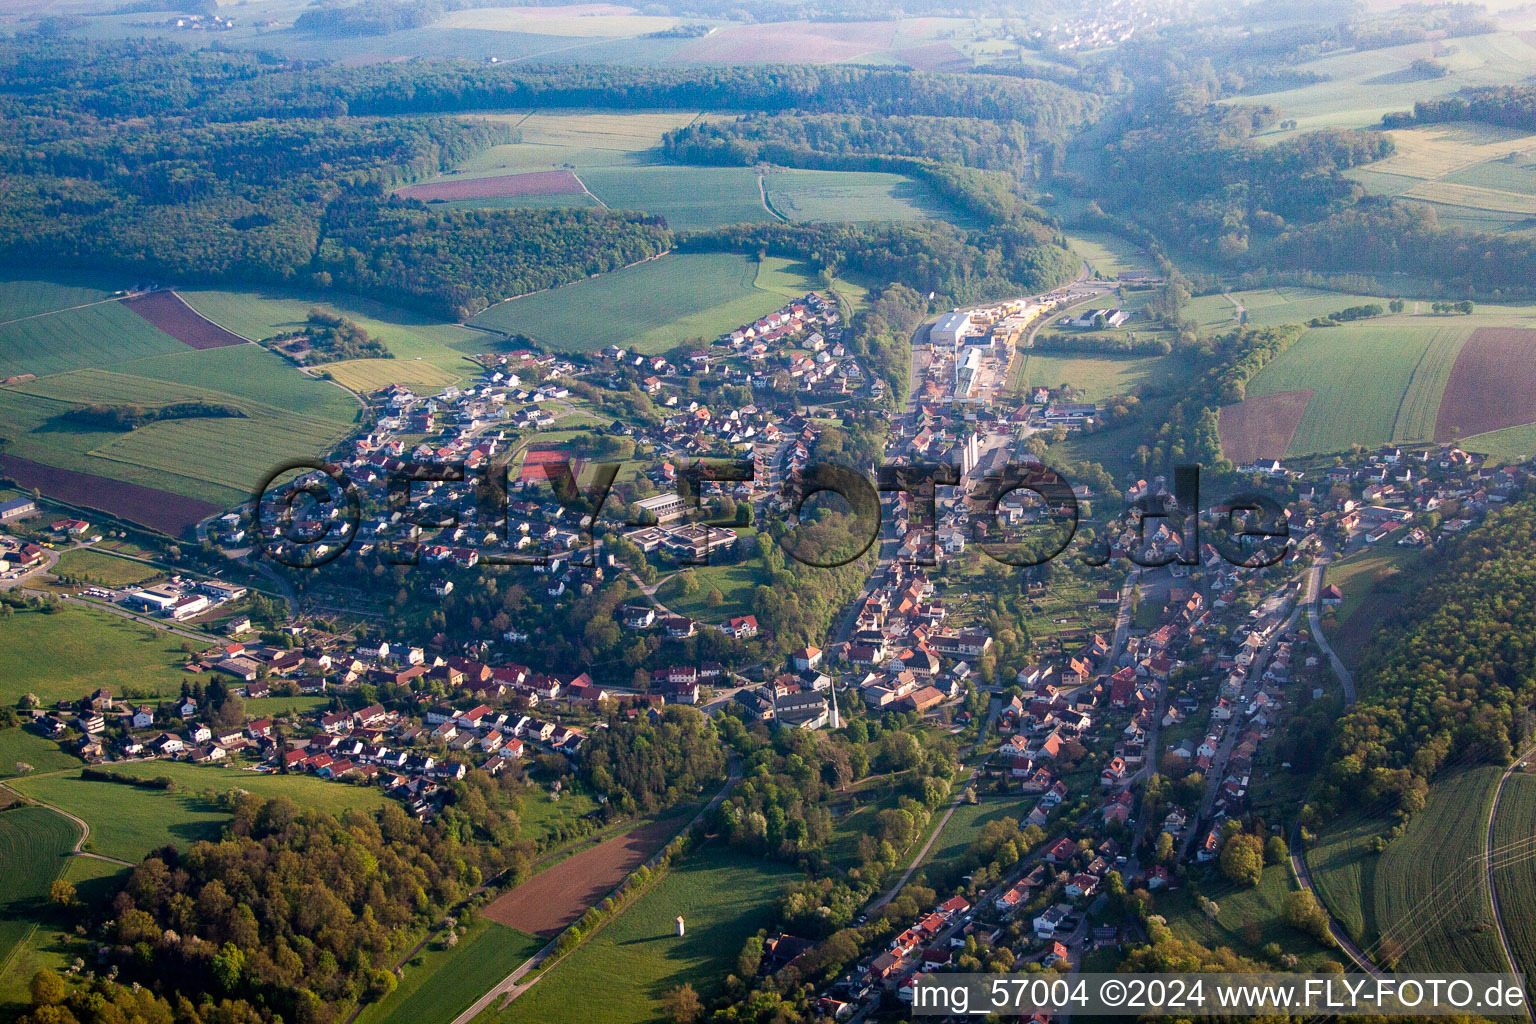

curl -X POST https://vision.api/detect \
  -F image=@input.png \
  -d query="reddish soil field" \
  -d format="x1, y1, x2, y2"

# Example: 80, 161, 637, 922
0, 454, 220, 536
1435, 327, 1536, 440
483, 815, 683, 937
676, 21, 895, 62
123, 291, 248, 350
396, 170, 584, 202
1217, 389, 1314, 464
896, 43, 969, 72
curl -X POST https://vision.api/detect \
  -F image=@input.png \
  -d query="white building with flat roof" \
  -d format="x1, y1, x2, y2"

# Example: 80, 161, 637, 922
931, 312, 972, 349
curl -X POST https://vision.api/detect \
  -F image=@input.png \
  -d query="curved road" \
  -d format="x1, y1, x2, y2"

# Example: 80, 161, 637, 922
1288, 834, 1384, 977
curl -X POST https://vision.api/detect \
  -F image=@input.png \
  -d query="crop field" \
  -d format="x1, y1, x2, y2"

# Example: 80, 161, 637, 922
323, 357, 460, 393
470, 253, 817, 355
0, 729, 79, 779
669, 19, 897, 63
765, 168, 964, 224
396, 169, 585, 202
1435, 328, 1536, 439
447, 111, 704, 178
53, 548, 160, 587
1374, 766, 1506, 973
179, 286, 485, 381
361, 919, 543, 1024
0, 299, 187, 380
1490, 772, 1536, 986
434, 9, 680, 37
1217, 389, 1313, 464
0, 271, 113, 322
11, 764, 384, 862
0, 454, 220, 535
0, 807, 78, 993
1306, 813, 1389, 946
1462, 421, 1536, 463
485, 813, 687, 937
1244, 321, 1471, 455
495, 844, 797, 1024
1340, 121, 1536, 230
0, 367, 354, 508
0, 604, 199, 706
580, 165, 773, 230
124, 291, 248, 349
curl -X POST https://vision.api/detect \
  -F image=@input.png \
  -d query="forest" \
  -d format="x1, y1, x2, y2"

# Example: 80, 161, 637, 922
1314, 498, 1536, 820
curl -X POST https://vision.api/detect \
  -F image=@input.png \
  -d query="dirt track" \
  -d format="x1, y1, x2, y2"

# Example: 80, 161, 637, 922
483, 814, 683, 937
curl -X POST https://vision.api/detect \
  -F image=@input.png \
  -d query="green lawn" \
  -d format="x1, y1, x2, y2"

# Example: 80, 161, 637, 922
577, 166, 776, 231
1065, 230, 1157, 279
1323, 548, 1424, 625
53, 548, 161, 587
360, 919, 544, 1024
493, 844, 796, 1024
1015, 348, 1197, 404
916, 793, 1030, 877
0, 729, 80, 780
658, 558, 765, 622
515, 784, 603, 853
0, 605, 198, 707
765, 168, 966, 225
1463, 422, 1536, 464
0, 806, 80, 1001
10, 763, 384, 862
241, 695, 334, 718
469, 253, 817, 355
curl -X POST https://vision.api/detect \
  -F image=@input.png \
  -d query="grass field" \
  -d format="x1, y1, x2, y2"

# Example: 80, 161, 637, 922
359, 918, 544, 1024
1014, 348, 1198, 404
1342, 121, 1536, 231
916, 793, 1029, 876
494, 844, 797, 1024
0, 270, 114, 322
179, 286, 485, 384
765, 168, 965, 224
52, 548, 160, 587
450, 111, 704, 177
11, 763, 384, 862
470, 253, 818, 355
0, 729, 79, 780
1324, 548, 1425, 626
1462, 421, 1536, 463
1164, 864, 1339, 971
0, 852, 124, 1012
1065, 230, 1158, 279
0, 605, 198, 707
578, 166, 774, 231
0, 807, 79, 1004
0, 299, 188, 380
657, 558, 765, 622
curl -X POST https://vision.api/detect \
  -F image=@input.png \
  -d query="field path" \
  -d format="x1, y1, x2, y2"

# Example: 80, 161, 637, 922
1309, 557, 1356, 703
570, 171, 608, 208
0, 779, 134, 867
1486, 743, 1536, 1023
757, 172, 789, 223
0, 296, 124, 329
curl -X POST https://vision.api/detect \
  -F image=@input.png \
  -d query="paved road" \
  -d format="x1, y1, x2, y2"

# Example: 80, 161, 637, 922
1486, 743, 1536, 1022
1306, 558, 1356, 704
1288, 833, 1384, 977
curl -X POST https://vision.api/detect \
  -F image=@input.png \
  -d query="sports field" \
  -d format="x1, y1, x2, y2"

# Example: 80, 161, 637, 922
360, 919, 544, 1024
469, 253, 818, 354
10, 763, 385, 862
0, 604, 198, 708
494, 844, 797, 1024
